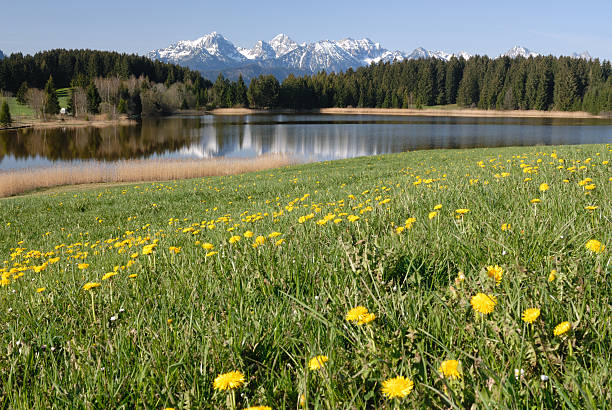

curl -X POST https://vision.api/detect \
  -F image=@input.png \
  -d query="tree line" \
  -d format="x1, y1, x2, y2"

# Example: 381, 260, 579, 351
212, 55, 612, 114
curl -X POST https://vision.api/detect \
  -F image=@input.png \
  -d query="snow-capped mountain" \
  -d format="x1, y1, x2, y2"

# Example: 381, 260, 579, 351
149, 32, 474, 80
571, 51, 592, 60
502, 46, 540, 58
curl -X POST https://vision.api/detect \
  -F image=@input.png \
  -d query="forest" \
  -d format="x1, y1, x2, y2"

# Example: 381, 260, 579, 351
2, 50, 612, 116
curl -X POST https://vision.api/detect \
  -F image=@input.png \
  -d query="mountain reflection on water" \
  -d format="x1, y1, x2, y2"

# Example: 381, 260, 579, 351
1, 114, 611, 170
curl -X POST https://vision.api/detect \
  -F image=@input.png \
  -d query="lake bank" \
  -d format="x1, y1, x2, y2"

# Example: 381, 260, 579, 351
0, 115, 138, 131
211, 107, 608, 119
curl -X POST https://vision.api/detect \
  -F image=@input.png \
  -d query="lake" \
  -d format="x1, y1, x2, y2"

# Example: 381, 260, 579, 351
1, 114, 611, 171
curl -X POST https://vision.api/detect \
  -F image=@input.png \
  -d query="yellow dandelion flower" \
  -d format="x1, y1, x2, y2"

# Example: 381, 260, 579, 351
553, 321, 571, 336
347, 215, 360, 222
213, 370, 245, 391
77, 263, 89, 270
434, 204, 443, 210
142, 244, 156, 255
206, 251, 218, 257
455, 209, 469, 214
486, 265, 503, 284
246, 406, 272, 410
381, 376, 414, 399
395, 226, 405, 234
428, 211, 438, 220
254, 236, 266, 246
346, 306, 369, 322
308, 355, 328, 370
169, 246, 181, 254
268, 232, 282, 238
522, 308, 541, 324
274, 239, 285, 246
539, 182, 550, 192
439, 360, 461, 379
530, 198, 541, 204
229, 235, 241, 243
102, 272, 117, 280
548, 269, 557, 282
83, 282, 101, 291
128, 274, 138, 278
501, 223, 511, 231
585, 239, 604, 254
470, 293, 497, 314
584, 184, 596, 190
202, 243, 214, 250
130, 252, 139, 258
358, 313, 376, 325
36, 287, 46, 293
584, 205, 598, 210
243, 231, 254, 238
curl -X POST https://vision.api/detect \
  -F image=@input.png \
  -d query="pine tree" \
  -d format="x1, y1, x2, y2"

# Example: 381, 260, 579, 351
86, 82, 101, 114
235, 75, 248, 107
129, 89, 142, 117
67, 88, 75, 115
0, 100, 11, 126
16, 81, 29, 104
44, 75, 60, 115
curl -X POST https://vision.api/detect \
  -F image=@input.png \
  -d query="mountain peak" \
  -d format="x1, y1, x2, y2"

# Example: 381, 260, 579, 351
502, 45, 540, 58
269, 33, 299, 57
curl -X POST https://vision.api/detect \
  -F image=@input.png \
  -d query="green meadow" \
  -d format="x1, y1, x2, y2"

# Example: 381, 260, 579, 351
0, 144, 609, 409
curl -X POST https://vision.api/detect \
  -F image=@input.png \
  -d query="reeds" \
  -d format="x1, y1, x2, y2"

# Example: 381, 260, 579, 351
0, 155, 293, 198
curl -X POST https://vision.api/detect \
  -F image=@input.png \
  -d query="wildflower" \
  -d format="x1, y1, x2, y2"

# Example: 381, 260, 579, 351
275, 239, 285, 246
540, 375, 549, 381
381, 376, 414, 399
539, 182, 550, 192
268, 232, 282, 238
584, 205, 598, 210
36, 287, 46, 293
246, 407, 272, 410
514, 368, 525, 380
347, 215, 360, 222
202, 243, 214, 250
434, 204, 442, 210
243, 231, 254, 238
530, 198, 541, 204
213, 370, 245, 390
585, 239, 604, 254
128, 274, 138, 278
522, 308, 541, 324
439, 360, 461, 379
83, 282, 101, 291
548, 269, 557, 282
102, 272, 117, 280
553, 321, 571, 336
395, 226, 405, 234
308, 355, 328, 370
169, 246, 181, 254
142, 244, 156, 255
77, 263, 89, 270
501, 223, 510, 231
254, 236, 266, 246
428, 211, 438, 220
486, 265, 503, 284
584, 184, 596, 190
206, 251, 218, 257
130, 252, 139, 258
229, 235, 241, 243
346, 306, 369, 322
455, 209, 469, 214
470, 293, 497, 314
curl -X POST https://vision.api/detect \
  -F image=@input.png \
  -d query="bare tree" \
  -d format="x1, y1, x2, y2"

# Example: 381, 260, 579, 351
94, 77, 121, 118
72, 87, 88, 117
26, 88, 48, 120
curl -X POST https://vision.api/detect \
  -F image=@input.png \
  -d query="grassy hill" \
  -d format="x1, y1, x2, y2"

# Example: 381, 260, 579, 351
0, 145, 609, 408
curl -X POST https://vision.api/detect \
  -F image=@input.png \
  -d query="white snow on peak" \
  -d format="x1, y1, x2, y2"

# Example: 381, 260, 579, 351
269, 33, 299, 57
571, 51, 592, 60
502, 46, 540, 58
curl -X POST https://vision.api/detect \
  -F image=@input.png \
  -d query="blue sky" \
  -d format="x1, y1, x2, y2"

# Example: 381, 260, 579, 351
2, 0, 611, 60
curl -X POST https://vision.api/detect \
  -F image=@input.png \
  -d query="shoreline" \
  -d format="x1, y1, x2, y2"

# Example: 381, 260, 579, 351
0, 116, 138, 131
211, 107, 609, 119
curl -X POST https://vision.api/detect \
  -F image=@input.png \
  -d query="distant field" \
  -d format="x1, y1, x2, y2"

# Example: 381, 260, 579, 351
0, 144, 609, 408
1, 97, 35, 117
56, 87, 71, 109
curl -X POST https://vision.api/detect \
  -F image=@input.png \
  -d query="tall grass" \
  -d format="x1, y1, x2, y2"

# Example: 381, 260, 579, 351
0, 144, 609, 408
0, 155, 293, 198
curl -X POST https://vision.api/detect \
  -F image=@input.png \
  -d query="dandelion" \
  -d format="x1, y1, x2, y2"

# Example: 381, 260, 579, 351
229, 235, 241, 243
213, 370, 245, 390
553, 321, 571, 336
83, 282, 101, 291
530, 198, 541, 204
395, 226, 405, 234
169, 246, 181, 254
428, 211, 438, 220
102, 272, 117, 280
346, 306, 369, 322
246, 407, 272, 410
522, 308, 541, 324
501, 223, 511, 231
470, 293, 497, 314
539, 182, 550, 192
36, 287, 46, 293
243, 231, 254, 238
381, 376, 414, 399
142, 244, 156, 255
455, 209, 469, 215
254, 236, 266, 246
128, 274, 138, 278
274, 239, 285, 246
439, 360, 461, 379
434, 204, 442, 210
308, 355, 328, 370
206, 251, 218, 257
548, 269, 557, 282
585, 239, 604, 254
584, 184, 596, 190
486, 265, 503, 284
584, 205, 598, 210
77, 263, 89, 270
347, 215, 360, 222
202, 243, 214, 250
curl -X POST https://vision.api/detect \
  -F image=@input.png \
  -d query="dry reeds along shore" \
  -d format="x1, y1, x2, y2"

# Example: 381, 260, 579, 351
0, 155, 293, 198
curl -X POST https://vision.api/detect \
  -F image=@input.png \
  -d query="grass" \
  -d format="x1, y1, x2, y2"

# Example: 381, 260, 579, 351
56, 87, 71, 109
0, 144, 610, 409
0, 97, 35, 118
0, 155, 293, 198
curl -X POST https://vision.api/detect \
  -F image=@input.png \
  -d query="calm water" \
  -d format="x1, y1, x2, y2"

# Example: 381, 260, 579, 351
1, 114, 611, 171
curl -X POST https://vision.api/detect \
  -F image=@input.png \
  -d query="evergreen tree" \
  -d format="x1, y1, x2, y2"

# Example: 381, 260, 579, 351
235, 75, 248, 107
129, 89, 142, 117
554, 61, 579, 111
16, 81, 28, 104
117, 98, 128, 114
0, 100, 11, 126
44, 75, 60, 115
86, 82, 101, 114
67, 88, 74, 114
